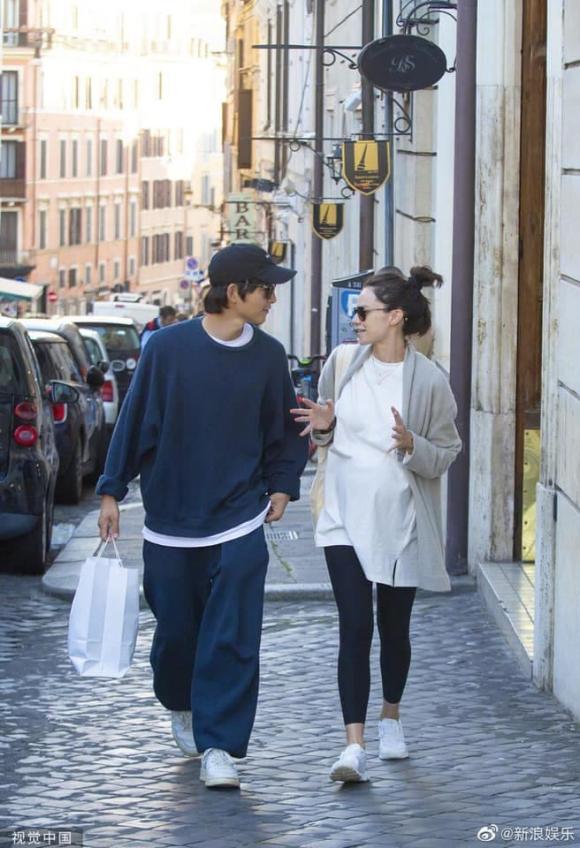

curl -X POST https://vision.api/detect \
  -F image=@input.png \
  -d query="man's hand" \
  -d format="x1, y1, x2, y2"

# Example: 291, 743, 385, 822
98, 495, 120, 541
265, 493, 291, 524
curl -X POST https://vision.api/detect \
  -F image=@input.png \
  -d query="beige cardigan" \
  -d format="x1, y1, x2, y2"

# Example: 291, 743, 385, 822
312, 343, 462, 592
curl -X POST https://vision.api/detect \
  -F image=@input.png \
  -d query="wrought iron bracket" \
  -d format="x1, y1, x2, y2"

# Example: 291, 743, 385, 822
396, 1, 458, 37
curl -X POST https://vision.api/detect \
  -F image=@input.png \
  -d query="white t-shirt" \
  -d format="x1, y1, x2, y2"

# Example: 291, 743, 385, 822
142, 322, 270, 548
315, 355, 418, 586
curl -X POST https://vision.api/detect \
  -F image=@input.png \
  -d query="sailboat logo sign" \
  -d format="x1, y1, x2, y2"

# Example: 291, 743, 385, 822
342, 141, 391, 196
312, 203, 344, 240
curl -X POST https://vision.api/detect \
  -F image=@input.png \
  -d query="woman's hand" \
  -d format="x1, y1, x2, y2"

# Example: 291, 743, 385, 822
388, 406, 414, 454
290, 398, 335, 437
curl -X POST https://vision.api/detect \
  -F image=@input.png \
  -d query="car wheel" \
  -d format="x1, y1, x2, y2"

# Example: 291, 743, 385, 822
7, 504, 48, 576
57, 442, 83, 504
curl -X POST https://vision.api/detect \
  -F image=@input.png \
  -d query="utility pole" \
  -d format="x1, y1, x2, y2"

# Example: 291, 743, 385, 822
359, 0, 375, 271
446, 0, 477, 574
309, 0, 324, 354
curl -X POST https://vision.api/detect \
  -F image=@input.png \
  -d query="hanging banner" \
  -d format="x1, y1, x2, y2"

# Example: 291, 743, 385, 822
312, 203, 344, 240
268, 241, 288, 264
342, 141, 391, 196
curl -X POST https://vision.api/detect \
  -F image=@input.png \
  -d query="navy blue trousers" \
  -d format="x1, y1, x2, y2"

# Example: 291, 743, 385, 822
142, 526, 269, 759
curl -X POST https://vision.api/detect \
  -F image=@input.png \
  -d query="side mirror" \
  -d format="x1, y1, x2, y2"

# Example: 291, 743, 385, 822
97, 360, 110, 374
50, 381, 80, 405
86, 365, 105, 389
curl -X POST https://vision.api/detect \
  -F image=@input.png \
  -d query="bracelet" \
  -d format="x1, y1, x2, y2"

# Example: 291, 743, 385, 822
315, 417, 337, 435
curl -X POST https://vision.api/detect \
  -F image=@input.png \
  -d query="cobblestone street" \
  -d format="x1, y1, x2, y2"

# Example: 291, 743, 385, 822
1, 573, 579, 848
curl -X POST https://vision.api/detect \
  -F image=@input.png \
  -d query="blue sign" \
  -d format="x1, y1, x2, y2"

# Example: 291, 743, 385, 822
186, 257, 198, 271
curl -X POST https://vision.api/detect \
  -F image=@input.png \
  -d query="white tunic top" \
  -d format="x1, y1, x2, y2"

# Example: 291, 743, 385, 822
315, 356, 419, 587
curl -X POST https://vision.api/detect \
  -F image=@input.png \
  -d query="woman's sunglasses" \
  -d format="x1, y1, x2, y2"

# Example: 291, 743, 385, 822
350, 306, 389, 322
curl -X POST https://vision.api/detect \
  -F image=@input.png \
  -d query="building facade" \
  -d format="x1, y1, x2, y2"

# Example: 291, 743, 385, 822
0, 0, 224, 314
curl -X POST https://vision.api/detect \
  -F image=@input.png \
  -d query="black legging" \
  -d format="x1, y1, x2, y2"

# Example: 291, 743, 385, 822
325, 545, 416, 725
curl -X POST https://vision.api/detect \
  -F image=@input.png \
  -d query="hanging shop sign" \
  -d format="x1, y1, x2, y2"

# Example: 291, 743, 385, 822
225, 193, 258, 243
342, 141, 391, 196
357, 35, 448, 93
312, 203, 344, 240
268, 241, 288, 264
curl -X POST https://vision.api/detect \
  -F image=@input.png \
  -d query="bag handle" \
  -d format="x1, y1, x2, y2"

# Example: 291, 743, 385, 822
94, 535, 121, 562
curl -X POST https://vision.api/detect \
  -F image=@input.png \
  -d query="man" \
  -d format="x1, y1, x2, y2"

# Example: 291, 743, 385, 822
97, 243, 308, 789
140, 304, 177, 349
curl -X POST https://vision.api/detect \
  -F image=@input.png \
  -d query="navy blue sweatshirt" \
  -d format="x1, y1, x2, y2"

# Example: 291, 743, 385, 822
96, 319, 309, 537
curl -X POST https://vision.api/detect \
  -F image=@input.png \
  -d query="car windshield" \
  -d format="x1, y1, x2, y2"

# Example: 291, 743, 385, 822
80, 324, 139, 353
0, 331, 26, 394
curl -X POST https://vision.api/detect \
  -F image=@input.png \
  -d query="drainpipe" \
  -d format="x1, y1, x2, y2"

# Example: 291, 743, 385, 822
382, 0, 394, 266
445, 0, 477, 574
359, 0, 375, 271
309, 0, 324, 354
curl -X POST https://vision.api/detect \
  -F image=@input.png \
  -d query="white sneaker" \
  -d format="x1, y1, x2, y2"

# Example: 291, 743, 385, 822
378, 718, 409, 759
170, 711, 199, 757
329, 743, 369, 783
200, 748, 240, 789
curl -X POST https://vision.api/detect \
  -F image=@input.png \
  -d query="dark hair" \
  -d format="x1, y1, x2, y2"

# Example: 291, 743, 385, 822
364, 265, 443, 336
159, 305, 177, 320
204, 280, 265, 314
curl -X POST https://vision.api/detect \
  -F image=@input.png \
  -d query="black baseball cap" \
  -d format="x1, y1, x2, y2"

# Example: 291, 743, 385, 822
208, 243, 297, 286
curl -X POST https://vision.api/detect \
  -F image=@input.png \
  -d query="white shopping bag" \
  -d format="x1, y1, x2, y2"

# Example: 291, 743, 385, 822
68, 537, 139, 678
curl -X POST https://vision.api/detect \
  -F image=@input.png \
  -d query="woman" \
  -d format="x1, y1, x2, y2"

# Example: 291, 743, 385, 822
291, 266, 461, 783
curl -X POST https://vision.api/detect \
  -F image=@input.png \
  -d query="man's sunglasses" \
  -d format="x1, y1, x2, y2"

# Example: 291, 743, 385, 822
242, 280, 277, 298
350, 306, 389, 322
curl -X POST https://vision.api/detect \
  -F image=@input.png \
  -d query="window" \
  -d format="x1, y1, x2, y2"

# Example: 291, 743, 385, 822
85, 264, 92, 285
116, 139, 124, 174
73, 76, 80, 109
141, 236, 149, 266
175, 180, 184, 207
68, 268, 77, 288
114, 203, 121, 240
72, 139, 79, 177
152, 233, 170, 263
113, 259, 120, 280
116, 79, 123, 109
0, 71, 18, 124
86, 78, 93, 110
99, 262, 106, 284
69, 208, 82, 245
39, 210, 47, 250
129, 201, 137, 237
85, 206, 93, 242
100, 139, 107, 176
59, 210, 67, 247
186, 236, 193, 257
157, 72, 163, 100
99, 206, 106, 241
133, 80, 139, 109
141, 181, 149, 210
86, 139, 93, 176
128, 256, 136, 276
201, 174, 211, 205
58, 269, 66, 289
131, 140, 138, 173
0, 141, 17, 178
59, 139, 66, 178
40, 139, 47, 180
174, 231, 183, 260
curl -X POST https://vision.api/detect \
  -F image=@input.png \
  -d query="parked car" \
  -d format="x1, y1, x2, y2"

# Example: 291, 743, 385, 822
78, 327, 119, 434
0, 318, 78, 574
27, 329, 107, 504
67, 316, 141, 406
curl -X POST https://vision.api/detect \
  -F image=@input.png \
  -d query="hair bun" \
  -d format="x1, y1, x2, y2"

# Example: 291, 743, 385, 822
408, 265, 444, 290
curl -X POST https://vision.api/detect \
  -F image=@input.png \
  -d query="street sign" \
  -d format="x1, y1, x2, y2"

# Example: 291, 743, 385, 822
179, 279, 190, 290
47, 290, 58, 303
358, 35, 448, 93
342, 142, 391, 195
186, 257, 198, 271
327, 270, 374, 352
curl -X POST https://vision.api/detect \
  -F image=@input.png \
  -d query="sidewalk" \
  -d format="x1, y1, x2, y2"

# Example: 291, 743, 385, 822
42, 466, 475, 602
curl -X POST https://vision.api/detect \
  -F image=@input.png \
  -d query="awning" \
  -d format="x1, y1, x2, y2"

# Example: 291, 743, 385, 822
0, 277, 44, 300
